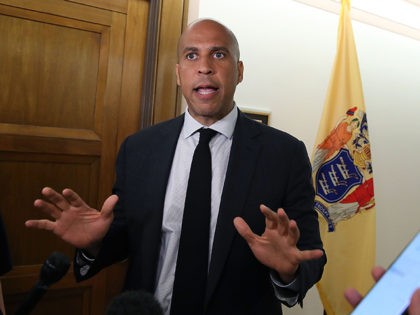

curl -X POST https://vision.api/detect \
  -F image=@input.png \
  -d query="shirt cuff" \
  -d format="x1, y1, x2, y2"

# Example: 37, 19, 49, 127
270, 270, 299, 307
75, 249, 95, 277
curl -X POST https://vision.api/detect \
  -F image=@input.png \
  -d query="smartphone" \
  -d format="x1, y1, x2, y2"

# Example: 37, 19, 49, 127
351, 232, 420, 315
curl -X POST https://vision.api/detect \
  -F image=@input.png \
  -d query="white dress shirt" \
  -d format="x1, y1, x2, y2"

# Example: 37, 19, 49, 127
153, 106, 237, 314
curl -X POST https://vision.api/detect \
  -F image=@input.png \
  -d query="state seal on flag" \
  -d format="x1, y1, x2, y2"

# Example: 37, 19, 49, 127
315, 148, 363, 203
312, 106, 375, 231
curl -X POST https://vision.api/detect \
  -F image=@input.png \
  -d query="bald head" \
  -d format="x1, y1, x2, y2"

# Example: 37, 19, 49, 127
177, 19, 240, 62
175, 18, 244, 126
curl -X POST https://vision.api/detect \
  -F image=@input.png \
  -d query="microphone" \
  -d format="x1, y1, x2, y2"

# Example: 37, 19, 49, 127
15, 252, 70, 315
106, 290, 164, 315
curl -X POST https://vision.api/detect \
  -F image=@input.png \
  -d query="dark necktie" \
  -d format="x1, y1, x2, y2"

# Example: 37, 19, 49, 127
170, 128, 217, 315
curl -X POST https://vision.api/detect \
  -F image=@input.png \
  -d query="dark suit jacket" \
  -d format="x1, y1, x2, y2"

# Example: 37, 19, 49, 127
76, 110, 326, 314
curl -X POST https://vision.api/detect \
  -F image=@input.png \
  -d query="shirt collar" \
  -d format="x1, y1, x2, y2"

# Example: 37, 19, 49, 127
183, 104, 238, 140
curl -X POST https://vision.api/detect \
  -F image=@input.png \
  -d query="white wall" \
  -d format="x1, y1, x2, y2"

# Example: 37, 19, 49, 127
187, 0, 420, 314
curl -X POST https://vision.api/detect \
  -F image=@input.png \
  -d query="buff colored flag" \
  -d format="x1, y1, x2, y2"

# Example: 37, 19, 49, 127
311, 1, 376, 314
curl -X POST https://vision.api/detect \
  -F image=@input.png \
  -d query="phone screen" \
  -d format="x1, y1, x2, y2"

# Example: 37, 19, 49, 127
351, 232, 420, 315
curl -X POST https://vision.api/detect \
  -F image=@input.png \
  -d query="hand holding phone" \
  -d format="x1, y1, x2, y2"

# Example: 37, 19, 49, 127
351, 232, 420, 315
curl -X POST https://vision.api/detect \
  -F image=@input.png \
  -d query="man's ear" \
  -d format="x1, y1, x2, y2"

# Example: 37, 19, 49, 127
237, 61, 244, 84
175, 64, 181, 86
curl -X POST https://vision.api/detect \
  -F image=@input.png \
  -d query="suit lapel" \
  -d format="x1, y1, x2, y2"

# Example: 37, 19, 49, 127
143, 116, 185, 209
206, 112, 262, 303
134, 115, 184, 290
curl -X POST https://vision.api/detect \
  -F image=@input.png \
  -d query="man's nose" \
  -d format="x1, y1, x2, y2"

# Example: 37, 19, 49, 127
198, 58, 213, 75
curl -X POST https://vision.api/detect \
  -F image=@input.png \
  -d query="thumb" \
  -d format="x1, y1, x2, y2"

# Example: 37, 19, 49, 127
101, 195, 118, 218
233, 217, 254, 243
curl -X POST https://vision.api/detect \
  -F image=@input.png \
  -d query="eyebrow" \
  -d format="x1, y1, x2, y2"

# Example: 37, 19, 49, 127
182, 46, 230, 54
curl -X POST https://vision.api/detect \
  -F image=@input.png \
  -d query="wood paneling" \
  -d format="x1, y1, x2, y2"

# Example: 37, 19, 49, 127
139, 0, 189, 128
116, 0, 149, 146
0, 1, 137, 314
66, 0, 128, 14
0, 0, 187, 313
153, 0, 188, 124
0, 152, 99, 263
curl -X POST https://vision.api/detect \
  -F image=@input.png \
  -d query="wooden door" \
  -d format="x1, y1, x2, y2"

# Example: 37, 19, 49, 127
0, 0, 187, 314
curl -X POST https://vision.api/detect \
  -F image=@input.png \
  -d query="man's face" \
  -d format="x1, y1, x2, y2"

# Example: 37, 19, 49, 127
176, 20, 244, 126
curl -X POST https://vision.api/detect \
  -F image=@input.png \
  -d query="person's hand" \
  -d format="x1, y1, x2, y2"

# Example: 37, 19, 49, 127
25, 187, 118, 252
409, 289, 420, 315
345, 266, 420, 315
344, 265, 385, 307
233, 204, 324, 283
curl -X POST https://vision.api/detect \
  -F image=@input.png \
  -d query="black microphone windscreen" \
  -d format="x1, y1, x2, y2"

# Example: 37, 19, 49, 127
39, 251, 70, 287
14, 252, 70, 315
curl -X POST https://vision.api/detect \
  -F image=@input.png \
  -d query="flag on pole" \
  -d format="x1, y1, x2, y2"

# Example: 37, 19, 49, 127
311, 1, 376, 314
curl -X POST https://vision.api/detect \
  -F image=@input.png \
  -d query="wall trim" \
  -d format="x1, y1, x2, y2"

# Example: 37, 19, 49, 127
294, 0, 420, 41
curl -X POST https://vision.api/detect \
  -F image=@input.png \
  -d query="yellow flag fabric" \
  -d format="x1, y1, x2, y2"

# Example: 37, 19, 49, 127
311, 1, 376, 314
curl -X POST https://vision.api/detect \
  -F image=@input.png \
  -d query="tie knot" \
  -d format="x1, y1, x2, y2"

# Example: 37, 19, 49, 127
198, 128, 217, 145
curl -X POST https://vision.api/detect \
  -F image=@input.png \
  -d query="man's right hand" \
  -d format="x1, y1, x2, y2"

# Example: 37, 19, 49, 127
25, 187, 118, 253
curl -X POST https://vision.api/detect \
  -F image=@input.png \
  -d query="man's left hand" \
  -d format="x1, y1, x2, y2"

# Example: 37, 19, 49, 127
234, 204, 324, 283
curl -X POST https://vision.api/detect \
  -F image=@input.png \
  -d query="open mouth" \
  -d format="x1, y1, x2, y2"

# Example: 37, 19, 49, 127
194, 85, 219, 95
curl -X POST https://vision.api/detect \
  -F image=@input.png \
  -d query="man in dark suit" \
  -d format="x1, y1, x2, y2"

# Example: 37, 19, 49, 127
26, 19, 326, 314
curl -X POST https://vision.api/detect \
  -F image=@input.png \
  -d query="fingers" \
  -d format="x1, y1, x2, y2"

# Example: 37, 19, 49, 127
409, 288, 420, 315
235, 205, 302, 248
275, 208, 290, 234
344, 266, 390, 310
62, 188, 88, 208
33, 198, 62, 220
288, 219, 300, 244
260, 205, 300, 243
25, 219, 56, 231
260, 204, 279, 230
260, 205, 289, 232
62, 189, 118, 216
344, 287, 363, 307
41, 186, 89, 210
299, 248, 324, 261
41, 187, 71, 211
235, 205, 293, 243
33, 187, 87, 219
371, 265, 386, 281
